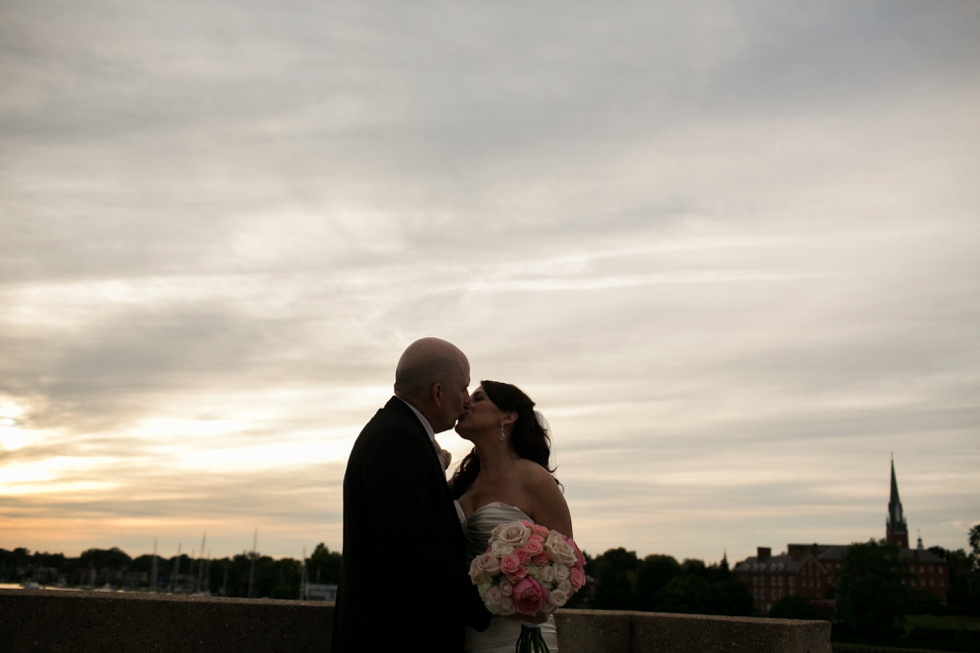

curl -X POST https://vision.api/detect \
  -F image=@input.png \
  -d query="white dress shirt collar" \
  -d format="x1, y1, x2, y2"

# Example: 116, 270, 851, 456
396, 396, 435, 443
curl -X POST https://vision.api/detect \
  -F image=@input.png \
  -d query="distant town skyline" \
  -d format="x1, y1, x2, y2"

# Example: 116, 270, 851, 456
2, 0, 978, 561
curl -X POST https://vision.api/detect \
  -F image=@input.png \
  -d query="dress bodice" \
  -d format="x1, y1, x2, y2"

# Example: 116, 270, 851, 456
455, 501, 532, 566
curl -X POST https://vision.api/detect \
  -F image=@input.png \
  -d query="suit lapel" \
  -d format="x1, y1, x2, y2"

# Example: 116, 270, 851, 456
384, 396, 444, 472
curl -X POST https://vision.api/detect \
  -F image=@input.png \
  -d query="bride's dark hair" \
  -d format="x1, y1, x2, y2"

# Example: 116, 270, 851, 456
450, 380, 558, 500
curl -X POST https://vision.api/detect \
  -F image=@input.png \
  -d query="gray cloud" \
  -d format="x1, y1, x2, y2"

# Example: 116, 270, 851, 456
1, 0, 978, 560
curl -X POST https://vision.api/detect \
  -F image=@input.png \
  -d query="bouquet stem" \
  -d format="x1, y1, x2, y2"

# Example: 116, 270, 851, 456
516, 623, 549, 653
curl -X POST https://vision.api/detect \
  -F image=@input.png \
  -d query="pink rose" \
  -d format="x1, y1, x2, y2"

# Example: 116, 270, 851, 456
531, 524, 549, 538
500, 580, 513, 597
512, 577, 548, 616
500, 553, 522, 576
524, 535, 544, 557
570, 566, 586, 590
506, 566, 528, 583
532, 551, 551, 566
514, 547, 531, 565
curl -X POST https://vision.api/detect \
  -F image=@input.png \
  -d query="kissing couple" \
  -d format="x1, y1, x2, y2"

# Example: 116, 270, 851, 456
332, 337, 574, 653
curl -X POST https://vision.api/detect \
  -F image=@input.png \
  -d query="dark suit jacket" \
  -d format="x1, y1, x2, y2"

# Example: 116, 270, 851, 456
332, 397, 491, 652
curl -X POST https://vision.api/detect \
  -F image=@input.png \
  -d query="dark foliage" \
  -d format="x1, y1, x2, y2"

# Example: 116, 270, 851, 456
768, 595, 818, 620
835, 539, 913, 638
581, 548, 753, 616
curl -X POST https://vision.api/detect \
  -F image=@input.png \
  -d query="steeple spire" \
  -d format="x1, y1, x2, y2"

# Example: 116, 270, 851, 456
886, 457, 909, 548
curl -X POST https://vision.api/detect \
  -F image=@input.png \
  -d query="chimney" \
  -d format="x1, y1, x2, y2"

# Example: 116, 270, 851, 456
812, 543, 820, 556
757, 547, 771, 561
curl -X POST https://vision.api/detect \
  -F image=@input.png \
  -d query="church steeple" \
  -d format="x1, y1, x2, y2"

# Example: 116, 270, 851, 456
886, 455, 909, 548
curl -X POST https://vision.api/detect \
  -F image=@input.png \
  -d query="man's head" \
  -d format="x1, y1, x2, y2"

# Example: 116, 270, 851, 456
394, 337, 470, 433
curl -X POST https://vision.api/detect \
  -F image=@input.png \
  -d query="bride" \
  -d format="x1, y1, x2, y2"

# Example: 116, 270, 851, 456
450, 380, 573, 653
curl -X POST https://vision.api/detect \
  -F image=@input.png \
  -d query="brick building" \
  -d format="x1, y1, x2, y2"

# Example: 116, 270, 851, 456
733, 459, 950, 613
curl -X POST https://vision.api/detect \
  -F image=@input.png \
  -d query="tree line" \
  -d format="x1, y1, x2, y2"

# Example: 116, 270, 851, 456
0, 543, 342, 600
4, 523, 977, 639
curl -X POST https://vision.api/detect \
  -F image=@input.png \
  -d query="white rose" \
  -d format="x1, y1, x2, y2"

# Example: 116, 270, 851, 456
500, 581, 513, 597
497, 522, 531, 548
554, 563, 570, 582
500, 545, 514, 556
546, 536, 577, 567
469, 565, 484, 585
499, 596, 516, 616
558, 580, 572, 594
550, 589, 568, 608
475, 551, 501, 576
485, 586, 503, 607
539, 564, 556, 584
491, 540, 505, 556
543, 595, 557, 614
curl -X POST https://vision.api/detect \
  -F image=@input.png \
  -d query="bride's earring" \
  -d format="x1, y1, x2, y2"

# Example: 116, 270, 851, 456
499, 423, 506, 441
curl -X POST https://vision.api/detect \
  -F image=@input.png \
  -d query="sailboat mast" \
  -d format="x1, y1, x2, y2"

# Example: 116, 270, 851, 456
150, 538, 159, 593
247, 528, 257, 598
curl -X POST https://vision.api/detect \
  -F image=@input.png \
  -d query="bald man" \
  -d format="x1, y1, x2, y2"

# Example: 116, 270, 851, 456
332, 338, 492, 653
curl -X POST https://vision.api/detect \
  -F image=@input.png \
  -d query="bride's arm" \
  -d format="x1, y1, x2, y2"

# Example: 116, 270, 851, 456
523, 463, 573, 537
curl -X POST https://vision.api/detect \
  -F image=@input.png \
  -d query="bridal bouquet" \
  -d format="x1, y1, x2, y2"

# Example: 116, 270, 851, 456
468, 520, 587, 653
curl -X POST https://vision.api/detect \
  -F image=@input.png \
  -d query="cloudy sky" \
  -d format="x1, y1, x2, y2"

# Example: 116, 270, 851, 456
1, 0, 978, 564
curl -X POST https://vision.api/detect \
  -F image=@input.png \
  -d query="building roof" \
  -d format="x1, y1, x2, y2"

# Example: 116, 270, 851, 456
732, 553, 818, 574
782, 543, 946, 564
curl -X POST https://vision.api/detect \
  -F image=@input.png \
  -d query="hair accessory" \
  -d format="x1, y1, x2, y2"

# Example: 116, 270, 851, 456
499, 422, 506, 441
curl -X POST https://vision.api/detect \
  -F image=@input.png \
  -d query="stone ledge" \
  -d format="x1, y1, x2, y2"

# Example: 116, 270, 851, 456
0, 589, 831, 653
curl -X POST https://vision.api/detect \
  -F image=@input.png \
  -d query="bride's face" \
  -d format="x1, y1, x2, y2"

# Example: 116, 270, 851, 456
454, 386, 505, 440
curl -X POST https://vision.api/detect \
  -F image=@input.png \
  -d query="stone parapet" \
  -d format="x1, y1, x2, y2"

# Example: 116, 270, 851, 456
0, 589, 830, 653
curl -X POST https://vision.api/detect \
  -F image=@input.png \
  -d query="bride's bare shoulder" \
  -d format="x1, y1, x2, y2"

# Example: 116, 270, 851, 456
516, 458, 559, 492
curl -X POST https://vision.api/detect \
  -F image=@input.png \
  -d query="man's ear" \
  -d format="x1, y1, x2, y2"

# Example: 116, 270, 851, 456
501, 411, 517, 426
430, 382, 444, 408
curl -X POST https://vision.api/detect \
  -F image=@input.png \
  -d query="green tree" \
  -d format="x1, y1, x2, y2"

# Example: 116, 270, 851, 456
836, 539, 913, 639
309, 543, 342, 584
657, 574, 711, 613
591, 548, 639, 610
634, 554, 681, 611
79, 547, 131, 570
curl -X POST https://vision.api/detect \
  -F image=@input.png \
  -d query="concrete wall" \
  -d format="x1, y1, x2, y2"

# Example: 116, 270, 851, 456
0, 589, 831, 653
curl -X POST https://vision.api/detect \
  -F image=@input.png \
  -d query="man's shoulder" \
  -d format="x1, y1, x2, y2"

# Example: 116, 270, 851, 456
361, 397, 421, 437
350, 399, 429, 463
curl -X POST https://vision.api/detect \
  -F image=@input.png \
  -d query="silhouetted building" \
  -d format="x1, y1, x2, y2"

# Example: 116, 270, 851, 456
886, 457, 909, 548
734, 459, 949, 613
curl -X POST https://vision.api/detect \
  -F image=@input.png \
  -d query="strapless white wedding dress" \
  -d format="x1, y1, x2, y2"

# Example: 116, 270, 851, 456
455, 500, 559, 653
